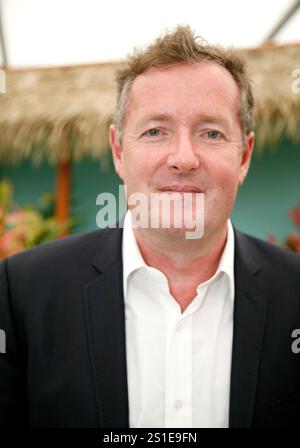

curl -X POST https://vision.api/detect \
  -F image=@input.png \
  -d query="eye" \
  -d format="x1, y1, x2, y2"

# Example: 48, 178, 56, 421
206, 130, 221, 139
144, 128, 161, 137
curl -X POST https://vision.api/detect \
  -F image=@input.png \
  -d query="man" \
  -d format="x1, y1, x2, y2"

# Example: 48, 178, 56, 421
0, 25, 300, 428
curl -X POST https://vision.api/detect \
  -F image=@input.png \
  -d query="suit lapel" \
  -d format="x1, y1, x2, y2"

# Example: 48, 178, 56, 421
229, 229, 269, 428
83, 225, 129, 428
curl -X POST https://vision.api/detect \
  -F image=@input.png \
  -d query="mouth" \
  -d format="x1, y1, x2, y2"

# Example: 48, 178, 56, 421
158, 185, 202, 193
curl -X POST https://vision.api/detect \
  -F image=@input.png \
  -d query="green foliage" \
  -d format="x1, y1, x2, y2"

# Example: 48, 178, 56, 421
0, 179, 75, 259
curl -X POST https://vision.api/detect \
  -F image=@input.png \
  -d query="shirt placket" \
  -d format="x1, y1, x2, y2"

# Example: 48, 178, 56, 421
164, 311, 193, 427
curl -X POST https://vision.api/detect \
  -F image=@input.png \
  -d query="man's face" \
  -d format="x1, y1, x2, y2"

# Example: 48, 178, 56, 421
110, 62, 254, 238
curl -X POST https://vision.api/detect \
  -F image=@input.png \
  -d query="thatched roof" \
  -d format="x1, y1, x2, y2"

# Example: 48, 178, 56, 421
0, 62, 117, 165
0, 43, 300, 164
245, 43, 300, 149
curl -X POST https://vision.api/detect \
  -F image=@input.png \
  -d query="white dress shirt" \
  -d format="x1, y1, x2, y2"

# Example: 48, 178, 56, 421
122, 210, 235, 428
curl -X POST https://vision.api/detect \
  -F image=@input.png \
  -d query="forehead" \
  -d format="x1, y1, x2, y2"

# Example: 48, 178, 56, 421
127, 62, 240, 124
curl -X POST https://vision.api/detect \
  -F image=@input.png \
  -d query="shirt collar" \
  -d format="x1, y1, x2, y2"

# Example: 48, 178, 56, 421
122, 210, 147, 297
212, 218, 235, 302
122, 210, 235, 302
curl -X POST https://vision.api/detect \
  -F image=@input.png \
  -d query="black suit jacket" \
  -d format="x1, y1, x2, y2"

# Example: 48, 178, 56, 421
0, 225, 300, 428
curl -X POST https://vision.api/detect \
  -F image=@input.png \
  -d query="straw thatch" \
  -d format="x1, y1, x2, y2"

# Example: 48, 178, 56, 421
0, 62, 117, 165
0, 43, 300, 164
244, 43, 300, 150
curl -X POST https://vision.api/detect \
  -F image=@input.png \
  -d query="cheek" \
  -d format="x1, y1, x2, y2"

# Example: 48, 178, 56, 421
121, 155, 152, 191
211, 161, 241, 195
123, 150, 159, 181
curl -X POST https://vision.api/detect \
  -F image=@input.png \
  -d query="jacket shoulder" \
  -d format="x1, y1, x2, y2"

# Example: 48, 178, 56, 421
234, 228, 300, 275
0, 226, 121, 277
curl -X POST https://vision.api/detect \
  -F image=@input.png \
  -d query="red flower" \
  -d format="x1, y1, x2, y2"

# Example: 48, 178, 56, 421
289, 206, 300, 229
286, 233, 300, 253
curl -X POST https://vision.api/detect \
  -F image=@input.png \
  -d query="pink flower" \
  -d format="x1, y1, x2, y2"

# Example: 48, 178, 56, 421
267, 234, 277, 244
5, 210, 26, 226
0, 229, 26, 259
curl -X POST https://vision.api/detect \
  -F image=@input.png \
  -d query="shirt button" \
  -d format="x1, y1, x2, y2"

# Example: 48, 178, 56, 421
175, 400, 183, 410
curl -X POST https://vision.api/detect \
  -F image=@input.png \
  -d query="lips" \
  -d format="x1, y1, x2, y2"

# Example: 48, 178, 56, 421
159, 185, 202, 193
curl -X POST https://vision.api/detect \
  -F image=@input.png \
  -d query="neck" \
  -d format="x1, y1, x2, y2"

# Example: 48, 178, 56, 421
133, 223, 228, 291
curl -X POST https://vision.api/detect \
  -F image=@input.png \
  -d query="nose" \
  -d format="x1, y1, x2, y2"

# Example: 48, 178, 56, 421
166, 130, 200, 173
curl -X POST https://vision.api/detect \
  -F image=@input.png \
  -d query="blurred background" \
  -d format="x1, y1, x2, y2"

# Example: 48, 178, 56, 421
0, 0, 300, 258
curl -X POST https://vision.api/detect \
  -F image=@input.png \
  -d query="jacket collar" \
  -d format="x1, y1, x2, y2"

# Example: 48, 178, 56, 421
229, 228, 268, 428
85, 225, 129, 427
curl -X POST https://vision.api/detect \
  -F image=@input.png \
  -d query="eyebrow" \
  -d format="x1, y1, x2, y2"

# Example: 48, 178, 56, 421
136, 114, 172, 126
196, 114, 231, 130
136, 113, 231, 130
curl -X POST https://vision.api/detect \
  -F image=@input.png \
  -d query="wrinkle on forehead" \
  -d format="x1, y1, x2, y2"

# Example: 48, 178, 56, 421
125, 62, 241, 135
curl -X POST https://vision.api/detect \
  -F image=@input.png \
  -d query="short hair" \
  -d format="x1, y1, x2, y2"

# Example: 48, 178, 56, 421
114, 25, 255, 143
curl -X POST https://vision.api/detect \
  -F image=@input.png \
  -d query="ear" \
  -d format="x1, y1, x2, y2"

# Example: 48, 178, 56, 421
238, 131, 255, 186
109, 124, 124, 180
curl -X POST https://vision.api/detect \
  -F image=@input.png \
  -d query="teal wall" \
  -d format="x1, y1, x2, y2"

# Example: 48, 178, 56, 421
1, 138, 299, 243
71, 156, 123, 232
0, 159, 56, 205
231, 139, 300, 241
0, 155, 122, 234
